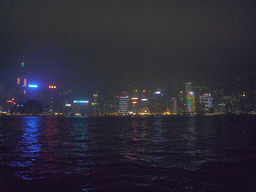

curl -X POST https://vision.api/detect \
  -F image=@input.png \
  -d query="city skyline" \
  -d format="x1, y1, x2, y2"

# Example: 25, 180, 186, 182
1, 76, 255, 115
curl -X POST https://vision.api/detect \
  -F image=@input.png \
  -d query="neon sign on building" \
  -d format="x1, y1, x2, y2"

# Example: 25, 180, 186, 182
73, 100, 89, 104
188, 92, 191, 112
28, 84, 38, 88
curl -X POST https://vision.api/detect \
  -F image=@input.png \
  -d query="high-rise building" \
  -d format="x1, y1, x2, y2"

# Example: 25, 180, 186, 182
152, 90, 165, 114
129, 89, 139, 114
15, 57, 27, 103
177, 91, 185, 113
185, 82, 195, 112
200, 93, 213, 112
61, 90, 73, 114
189, 91, 196, 112
119, 96, 129, 114
185, 82, 192, 94
92, 92, 100, 114
171, 97, 177, 112
72, 100, 90, 114
44, 85, 59, 113
140, 89, 150, 114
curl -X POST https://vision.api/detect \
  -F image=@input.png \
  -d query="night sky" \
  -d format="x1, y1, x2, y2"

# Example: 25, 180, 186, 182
1, 0, 255, 96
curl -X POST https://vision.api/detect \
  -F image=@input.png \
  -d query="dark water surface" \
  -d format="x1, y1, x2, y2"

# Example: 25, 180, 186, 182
1, 115, 256, 191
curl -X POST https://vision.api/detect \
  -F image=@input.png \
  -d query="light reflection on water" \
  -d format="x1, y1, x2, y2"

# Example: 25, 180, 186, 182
1, 115, 256, 182
15, 117, 41, 166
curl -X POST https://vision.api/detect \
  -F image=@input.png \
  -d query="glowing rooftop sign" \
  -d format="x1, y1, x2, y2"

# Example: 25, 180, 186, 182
120, 96, 128, 99
28, 84, 38, 88
49, 86, 56, 89
73, 100, 89, 104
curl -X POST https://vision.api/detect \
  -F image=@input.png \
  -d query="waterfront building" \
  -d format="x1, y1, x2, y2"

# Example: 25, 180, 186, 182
43, 85, 59, 113
119, 96, 129, 114
200, 93, 213, 112
130, 96, 139, 114
139, 89, 150, 114
72, 100, 90, 114
185, 82, 195, 112
61, 90, 73, 114
171, 97, 177, 112
188, 91, 196, 112
152, 90, 165, 114
185, 82, 191, 112
128, 89, 140, 114
92, 92, 100, 114
177, 91, 185, 113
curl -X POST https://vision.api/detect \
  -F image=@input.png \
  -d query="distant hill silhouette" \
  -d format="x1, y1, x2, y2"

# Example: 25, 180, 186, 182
23, 99, 43, 114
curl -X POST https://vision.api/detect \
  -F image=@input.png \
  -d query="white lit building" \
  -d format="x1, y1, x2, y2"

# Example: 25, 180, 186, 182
119, 96, 129, 114
200, 93, 213, 112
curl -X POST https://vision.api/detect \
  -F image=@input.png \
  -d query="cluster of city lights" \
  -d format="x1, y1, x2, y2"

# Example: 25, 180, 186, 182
19, 84, 58, 89
22, 84, 57, 89
73, 100, 89, 104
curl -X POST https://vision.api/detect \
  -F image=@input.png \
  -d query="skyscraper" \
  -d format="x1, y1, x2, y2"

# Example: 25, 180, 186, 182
15, 57, 27, 103
119, 96, 129, 114
200, 93, 213, 112
185, 82, 195, 112
185, 82, 192, 93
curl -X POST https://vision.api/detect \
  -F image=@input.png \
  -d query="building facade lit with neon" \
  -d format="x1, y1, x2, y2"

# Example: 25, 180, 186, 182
28, 84, 38, 88
73, 100, 89, 104
185, 82, 195, 112
190, 92, 196, 112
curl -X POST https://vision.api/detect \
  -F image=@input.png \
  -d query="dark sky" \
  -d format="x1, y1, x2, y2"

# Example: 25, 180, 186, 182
1, 0, 255, 95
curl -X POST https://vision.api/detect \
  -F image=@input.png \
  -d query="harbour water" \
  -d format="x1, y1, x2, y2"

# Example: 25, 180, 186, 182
1, 115, 256, 191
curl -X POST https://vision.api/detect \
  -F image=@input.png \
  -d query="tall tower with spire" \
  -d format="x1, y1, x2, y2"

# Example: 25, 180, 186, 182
15, 56, 27, 102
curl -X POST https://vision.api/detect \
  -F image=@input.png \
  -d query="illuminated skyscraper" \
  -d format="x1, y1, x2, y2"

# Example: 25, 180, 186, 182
200, 93, 213, 112
15, 57, 27, 102
92, 92, 101, 114
152, 90, 165, 114
140, 89, 150, 114
185, 82, 195, 112
189, 92, 196, 112
119, 96, 129, 114
171, 97, 177, 112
